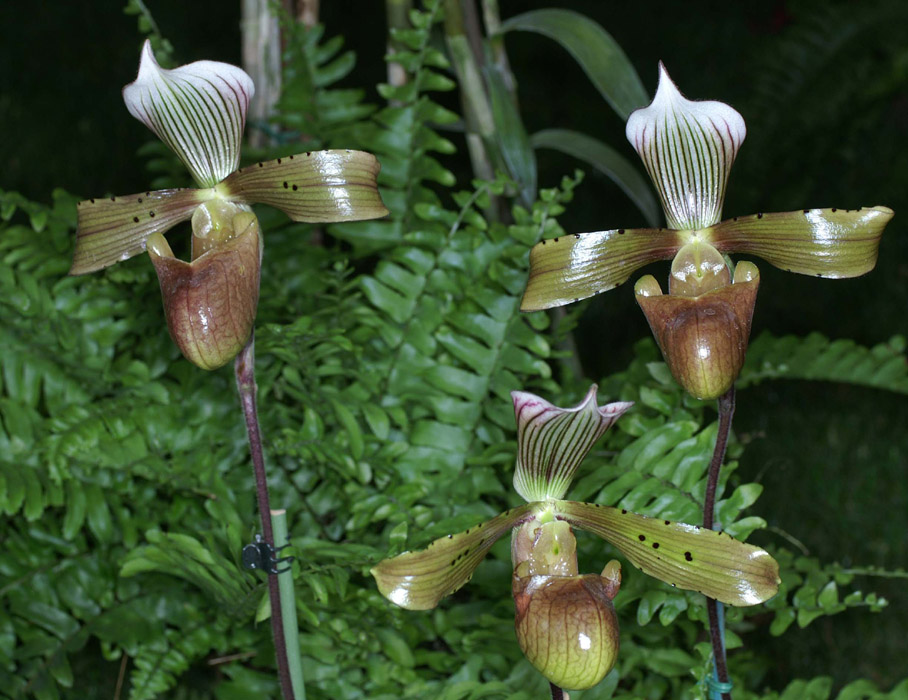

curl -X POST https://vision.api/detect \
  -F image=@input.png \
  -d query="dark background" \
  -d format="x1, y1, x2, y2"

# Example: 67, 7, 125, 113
2, 0, 906, 690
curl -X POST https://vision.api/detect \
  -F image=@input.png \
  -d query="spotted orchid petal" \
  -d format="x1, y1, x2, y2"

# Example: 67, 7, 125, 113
703, 206, 893, 279
551, 500, 780, 606
520, 226, 685, 311
513, 386, 632, 502
70, 188, 212, 275
371, 503, 539, 610
626, 63, 745, 230
123, 40, 254, 188
217, 150, 389, 223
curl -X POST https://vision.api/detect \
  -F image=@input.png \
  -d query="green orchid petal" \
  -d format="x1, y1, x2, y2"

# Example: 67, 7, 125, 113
216, 150, 389, 223
520, 226, 685, 311
552, 500, 779, 606
702, 206, 894, 278
626, 63, 746, 230
513, 386, 632, 502
371, 503, 539, 610
123, 40, 254, 188
70, 188, 210, 275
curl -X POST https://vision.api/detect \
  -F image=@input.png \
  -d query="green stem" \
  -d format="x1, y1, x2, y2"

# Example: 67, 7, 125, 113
235, 336, 294, 700
704, 387, 735, 700
443, 0, 496, 184
272, 509, 305, 699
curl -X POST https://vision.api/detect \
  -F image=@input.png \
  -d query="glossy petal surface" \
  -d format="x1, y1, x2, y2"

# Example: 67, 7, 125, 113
70, 188, 208, 275
218, 150, 389, 223
520, 226, 685, 311
513, 573, 620, 690
371, 503, 538, 610
636, 265, 760, 400
704, 206, 893, 278
123, 40, 254, 188
626, 63, 745, 229
552, 500, 780, 606
148, 207, 261, 370
512, 386, 632, 502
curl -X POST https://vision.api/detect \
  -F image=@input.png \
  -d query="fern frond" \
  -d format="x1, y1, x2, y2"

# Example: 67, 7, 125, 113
740, 332, 908, 393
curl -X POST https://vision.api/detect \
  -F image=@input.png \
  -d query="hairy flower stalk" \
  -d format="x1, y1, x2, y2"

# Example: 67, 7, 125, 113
69, 40, 388, 700
372, 386, 780, 693
520, 63, 893, 695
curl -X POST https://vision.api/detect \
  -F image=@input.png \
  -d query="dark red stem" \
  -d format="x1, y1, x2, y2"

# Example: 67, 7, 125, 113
549, 682, 567, 700
235, 336, 294, 700
704, 387, 736, 700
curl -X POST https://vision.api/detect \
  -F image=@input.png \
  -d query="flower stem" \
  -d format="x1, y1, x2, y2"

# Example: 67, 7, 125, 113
704, 387, 736, 700
235, 335, 294, 700
549, 682, 567, 700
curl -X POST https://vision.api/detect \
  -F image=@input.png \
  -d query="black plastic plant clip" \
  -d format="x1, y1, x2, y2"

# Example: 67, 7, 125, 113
241, 534, 294, 575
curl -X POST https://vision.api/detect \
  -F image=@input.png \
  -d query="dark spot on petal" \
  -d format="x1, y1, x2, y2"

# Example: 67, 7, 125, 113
277, 158, 282, 164
541, 240, 546, 245
149, 212, 155, 217
450, 560, 456, 566
90, 198, 95, 204
638, 534, 646, 542
289, 154, 294, 159
733, 217, 738, 221
621, 509, 627, 514
618, 229, 625, 234
447, 534, 453, 539
138, 198, 143, 204
664, 520, 670, 525
553, 237, 559, 243
575, 233, 581, 239
258, 162, 264, 167
816, 273, 822, 277
757, 213, 763, 219
652, 542, 659, 549
292, 184, 298, 191
684, 551, 693, 562
283, 182, 288, 189
110, 196, 116, 202
832, 208, 837, 212
306, 152, 311, 157
133, 217, 139, 223
803, 209, 809, 214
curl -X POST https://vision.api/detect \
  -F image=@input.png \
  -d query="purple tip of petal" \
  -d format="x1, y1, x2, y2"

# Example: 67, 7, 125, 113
598, 401, 634, 420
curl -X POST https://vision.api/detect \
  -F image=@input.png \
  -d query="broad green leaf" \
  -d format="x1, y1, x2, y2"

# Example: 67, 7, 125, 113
62, 479, 87, 540
531, 128, 660, 227
69, 188, 206, 275
371, 502, 539, 610
218, 150, 389, 223
486, 65, 536, 207
498, 9, 647, 120
521, 227, 685, 311
704, 206, 893, 278
552, 500, 780, 606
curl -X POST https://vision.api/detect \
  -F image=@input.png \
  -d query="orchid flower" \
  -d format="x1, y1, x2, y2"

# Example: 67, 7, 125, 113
372, 386, 780, 690
69, 40, 388, 369
521, 64, 893, 399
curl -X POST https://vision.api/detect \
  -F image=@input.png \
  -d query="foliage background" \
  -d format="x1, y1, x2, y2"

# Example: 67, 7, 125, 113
0, 0, 906, 698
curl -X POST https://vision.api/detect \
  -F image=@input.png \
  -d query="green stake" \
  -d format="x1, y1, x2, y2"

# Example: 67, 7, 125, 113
271, 509, 305, 699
